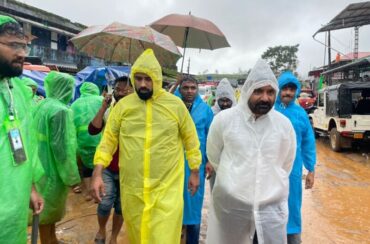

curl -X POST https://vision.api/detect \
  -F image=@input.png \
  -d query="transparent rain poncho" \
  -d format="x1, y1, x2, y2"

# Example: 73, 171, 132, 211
0, 76, 44, 244
34, 71, 81, 224
94, 49, 201, 244
212, 78, 237, 115
206, 59, 297, 244
71, 82, 103, 169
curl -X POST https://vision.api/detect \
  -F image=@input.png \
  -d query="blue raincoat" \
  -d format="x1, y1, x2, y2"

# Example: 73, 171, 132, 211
175, 90, 214, 225
274, 71, 316, 234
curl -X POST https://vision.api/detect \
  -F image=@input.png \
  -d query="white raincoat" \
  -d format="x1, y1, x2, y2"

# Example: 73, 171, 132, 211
212, 78, 237, 115
206, 59, 296, 244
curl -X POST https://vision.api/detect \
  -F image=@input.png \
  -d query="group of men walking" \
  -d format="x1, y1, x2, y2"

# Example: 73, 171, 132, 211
0, 14, 316, 244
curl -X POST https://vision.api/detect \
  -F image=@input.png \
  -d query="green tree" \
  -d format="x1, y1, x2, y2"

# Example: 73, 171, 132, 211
261, 44, 299, 75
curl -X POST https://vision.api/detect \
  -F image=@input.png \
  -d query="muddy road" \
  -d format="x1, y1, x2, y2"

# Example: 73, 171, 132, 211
28, 138, 370, 243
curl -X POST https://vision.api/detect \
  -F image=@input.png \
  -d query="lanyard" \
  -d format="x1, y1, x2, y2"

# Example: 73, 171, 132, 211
1, 79, 16, 121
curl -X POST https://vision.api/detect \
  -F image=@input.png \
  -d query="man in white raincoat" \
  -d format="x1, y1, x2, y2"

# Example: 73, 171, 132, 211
206, 59, 297, 244
212, 78, 237, 116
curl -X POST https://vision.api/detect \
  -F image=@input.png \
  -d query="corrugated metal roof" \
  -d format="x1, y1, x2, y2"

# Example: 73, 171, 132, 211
315, 1, 370, 34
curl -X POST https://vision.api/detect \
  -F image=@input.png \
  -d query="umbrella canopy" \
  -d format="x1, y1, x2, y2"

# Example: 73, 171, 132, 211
150, 13, 230, 50
70, 22, 181, 67
150, 13, 230, 72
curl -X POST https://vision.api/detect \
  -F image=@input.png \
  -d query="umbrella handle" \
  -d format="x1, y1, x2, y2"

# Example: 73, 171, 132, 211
180, 27, 190, 74
31, 214, 39, 244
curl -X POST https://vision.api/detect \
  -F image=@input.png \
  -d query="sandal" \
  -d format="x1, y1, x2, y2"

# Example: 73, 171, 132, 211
94, 238, 105, 244
72, 185, 82, 194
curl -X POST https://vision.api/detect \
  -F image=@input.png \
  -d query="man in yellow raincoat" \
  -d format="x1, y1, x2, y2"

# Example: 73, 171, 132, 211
92, 49, 202, 244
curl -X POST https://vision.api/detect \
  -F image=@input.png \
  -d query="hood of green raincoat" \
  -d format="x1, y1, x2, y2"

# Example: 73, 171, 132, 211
0, 15, 17, 26
44, 71, 75, 104
23, 77, 38, 88
130, 49, 163, 98
80, 82, 100, 97
275, 71, 301, 106
238, 59, 278, 114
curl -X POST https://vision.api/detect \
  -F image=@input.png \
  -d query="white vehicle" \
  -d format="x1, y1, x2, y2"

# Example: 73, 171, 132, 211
310, 82, 370, 151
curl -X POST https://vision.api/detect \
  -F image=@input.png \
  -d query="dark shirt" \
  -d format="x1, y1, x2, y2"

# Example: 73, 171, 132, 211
88, 122, 119, 172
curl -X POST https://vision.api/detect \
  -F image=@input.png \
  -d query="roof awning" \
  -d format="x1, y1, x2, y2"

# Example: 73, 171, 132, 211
313, 1, 370, 37
322, 56, 370, 75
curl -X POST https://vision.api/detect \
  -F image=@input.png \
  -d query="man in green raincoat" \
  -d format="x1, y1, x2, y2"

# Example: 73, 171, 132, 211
23, 76, 43, 103
34, 71, 81, 244
71, 82, 103, 199
0, 15, 44, 244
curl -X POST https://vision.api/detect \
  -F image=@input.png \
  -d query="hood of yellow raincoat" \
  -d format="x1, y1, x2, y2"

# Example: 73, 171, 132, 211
130, 49, 163, 99
80, 82, 100, 97
238, 59, 278, 115
44, 71, 75, 104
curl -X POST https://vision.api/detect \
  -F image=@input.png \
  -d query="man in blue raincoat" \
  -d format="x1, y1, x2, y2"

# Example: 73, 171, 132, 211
176, 75, 213, 244
274, 71, 316, 244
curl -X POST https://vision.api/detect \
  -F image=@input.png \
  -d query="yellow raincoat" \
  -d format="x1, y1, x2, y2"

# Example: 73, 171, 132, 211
94, 49, 201, 244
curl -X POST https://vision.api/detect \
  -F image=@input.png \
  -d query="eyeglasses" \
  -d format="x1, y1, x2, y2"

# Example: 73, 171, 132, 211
134, 75, 152, 82
0, 41, 30, 55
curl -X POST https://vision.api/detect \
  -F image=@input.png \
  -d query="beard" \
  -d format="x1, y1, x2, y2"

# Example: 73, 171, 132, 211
248, 100, 273, 115
136, 87, 153, 100
0, 55, 24, 78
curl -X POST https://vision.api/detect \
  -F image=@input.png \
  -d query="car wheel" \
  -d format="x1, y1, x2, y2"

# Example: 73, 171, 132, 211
330, 128, 342, 152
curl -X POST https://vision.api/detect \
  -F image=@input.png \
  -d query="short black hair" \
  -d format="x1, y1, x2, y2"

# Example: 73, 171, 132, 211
282, 82, 297, 90
180, 75, 198, 87
115, 76, 131, 86
0, 22, 25, 39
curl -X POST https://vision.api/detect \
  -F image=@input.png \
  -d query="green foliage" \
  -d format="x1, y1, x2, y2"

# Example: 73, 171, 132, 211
261, 44, 299, 75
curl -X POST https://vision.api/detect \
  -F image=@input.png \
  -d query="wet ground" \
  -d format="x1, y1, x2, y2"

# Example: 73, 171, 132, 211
28, 138, 370, 243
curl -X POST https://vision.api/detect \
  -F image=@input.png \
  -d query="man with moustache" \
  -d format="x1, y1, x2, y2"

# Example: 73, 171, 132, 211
92, 49, 201, 244
275, 71, 316, 244
175, 75, 213, 244
0, 15, 44, 244
89, 76, 133, 244
206, 59, 296, 244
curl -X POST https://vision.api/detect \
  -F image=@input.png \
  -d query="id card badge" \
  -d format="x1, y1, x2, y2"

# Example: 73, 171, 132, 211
5, 118, 27, 165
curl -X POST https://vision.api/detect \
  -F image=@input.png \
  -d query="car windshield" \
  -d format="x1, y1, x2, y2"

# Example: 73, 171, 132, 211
198, 87, 206, 95
299, 92, 313, 98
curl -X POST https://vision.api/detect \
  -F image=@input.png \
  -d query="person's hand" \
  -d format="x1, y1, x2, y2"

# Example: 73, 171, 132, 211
305, 171, 315, 189
188, 170, 200, 196
90, 166, 106, 203
29, 186, 44, 215
102, 94, 112, 110
205, 162, 214, 180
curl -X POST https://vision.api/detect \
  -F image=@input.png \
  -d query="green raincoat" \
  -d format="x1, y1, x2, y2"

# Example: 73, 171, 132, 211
23, 77, 42, 104
34, 71, 81, 224
0, 77, 44, 244
71, 82, 103, 169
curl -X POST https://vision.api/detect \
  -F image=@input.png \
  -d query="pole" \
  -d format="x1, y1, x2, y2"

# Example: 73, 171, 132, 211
180, 27, 189, 74
187, 57, 190, 74
31, 215, 39, 244
327, 31, 332, 85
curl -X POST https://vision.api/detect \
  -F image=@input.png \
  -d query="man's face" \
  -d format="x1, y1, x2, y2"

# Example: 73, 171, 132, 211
280, 84, 297, 105
180, 80, 198, 103
113, 81, 133, 102
134, 72, 153, 100
248, 85, 276, 117
218, 97, 233, 110
0, 34, 27, 78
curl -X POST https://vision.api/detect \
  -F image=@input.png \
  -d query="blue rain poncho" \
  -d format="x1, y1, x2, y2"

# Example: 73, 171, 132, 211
0, 77, 44, 244
71, 82, 103, 169
274, 71, 316, 234
34, 71, 81, 224
175, 90, 214, 225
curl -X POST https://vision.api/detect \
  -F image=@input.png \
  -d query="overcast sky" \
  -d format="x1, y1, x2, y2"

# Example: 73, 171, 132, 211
21, 0, 370, 78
